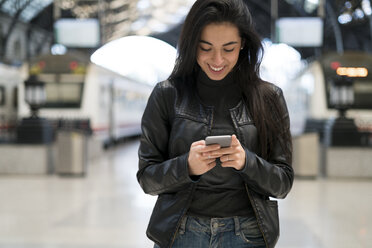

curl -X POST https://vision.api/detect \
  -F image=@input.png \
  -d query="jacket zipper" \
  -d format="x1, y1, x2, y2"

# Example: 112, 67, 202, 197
208, 108, 214, 135
245, 184, 269, 248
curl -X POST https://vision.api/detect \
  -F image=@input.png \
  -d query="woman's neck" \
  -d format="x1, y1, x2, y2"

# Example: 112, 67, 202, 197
197, 70, 234, 87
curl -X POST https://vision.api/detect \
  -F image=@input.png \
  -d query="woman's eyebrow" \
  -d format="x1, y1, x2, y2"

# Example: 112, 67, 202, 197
199, 40, 238, 46
223, 41, 238, 46
199, 40, 212, 45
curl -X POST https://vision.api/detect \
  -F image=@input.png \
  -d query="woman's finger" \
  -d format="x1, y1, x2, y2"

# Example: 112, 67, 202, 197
231, 134, 241, 147
190, 140, 205, 147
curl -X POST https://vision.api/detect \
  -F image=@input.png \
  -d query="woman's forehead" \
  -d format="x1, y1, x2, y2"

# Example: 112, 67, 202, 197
200, 22, 241, 44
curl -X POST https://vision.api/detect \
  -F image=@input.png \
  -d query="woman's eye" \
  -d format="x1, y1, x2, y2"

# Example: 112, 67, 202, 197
224, 48, 234, 52
200, 47, 211, 52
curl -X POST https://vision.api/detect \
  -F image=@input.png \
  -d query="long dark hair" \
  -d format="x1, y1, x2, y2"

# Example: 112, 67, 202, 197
169, 0, 292, 162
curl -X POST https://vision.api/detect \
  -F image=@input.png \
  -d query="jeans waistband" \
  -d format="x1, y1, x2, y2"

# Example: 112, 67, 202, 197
180, 215, 252, 236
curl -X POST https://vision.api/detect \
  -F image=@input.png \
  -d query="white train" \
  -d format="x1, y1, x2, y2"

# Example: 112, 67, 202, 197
0, 53, 153, 146
0, 63, 23, 142
286, 51, 372, 134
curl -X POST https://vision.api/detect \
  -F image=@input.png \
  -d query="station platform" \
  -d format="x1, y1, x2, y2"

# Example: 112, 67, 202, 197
0, 139, 371, 248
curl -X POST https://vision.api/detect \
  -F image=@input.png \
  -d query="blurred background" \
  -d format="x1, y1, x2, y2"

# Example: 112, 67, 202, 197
0, 0, 371, 247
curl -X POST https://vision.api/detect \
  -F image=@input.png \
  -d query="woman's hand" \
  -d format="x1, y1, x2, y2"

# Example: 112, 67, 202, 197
206, 135, 246, 170
188, 140, 221, 176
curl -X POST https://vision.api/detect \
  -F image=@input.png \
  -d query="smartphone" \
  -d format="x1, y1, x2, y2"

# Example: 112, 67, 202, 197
205, 135, 232, 148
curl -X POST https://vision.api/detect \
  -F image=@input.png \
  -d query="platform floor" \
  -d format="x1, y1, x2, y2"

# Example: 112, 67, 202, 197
0, 139, 371, 248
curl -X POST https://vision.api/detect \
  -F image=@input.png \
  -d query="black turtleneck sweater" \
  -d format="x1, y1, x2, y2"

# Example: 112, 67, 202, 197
187, 70, 253, 218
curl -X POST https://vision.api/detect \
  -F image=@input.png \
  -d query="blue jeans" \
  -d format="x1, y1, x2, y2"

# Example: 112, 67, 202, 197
154, 215, 266, 248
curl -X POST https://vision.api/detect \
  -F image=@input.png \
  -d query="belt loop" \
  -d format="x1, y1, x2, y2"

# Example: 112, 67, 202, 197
178, 216, 187, 235
234, 216, 240, 236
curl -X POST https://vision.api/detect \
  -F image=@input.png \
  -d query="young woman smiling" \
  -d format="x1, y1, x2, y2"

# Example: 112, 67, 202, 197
137, 0, 294, 247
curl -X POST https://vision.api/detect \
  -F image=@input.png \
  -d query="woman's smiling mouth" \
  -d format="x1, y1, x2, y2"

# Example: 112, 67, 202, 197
209, 64, 224, 72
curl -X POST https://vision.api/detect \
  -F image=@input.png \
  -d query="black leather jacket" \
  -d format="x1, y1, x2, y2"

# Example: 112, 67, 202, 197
137, 79, 294, 248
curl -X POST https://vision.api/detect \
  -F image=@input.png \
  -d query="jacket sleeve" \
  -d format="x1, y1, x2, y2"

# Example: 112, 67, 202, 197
136, 82, 195, 196
238, 89, 294, 199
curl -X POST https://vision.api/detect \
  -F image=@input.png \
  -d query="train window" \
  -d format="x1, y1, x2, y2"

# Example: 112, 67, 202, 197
37, 74, 56, 83
36, 73, 84, 108
353, 80, 372, 109
12, 88, 18, 108
60, 74, 85, 83
0, 86, 5, 106
326, 79, 372, 109
44, 83, 83, 108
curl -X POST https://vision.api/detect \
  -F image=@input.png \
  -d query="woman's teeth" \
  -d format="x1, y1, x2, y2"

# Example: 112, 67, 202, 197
210, 65, 224, 72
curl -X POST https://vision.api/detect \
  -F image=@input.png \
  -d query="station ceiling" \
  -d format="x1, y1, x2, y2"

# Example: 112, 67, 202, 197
1, 0, 372, 59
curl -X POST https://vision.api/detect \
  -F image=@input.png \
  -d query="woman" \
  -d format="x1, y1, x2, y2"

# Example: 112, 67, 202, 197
137, 0, 294, 247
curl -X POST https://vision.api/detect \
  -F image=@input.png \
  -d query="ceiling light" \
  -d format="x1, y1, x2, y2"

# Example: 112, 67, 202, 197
338, 13, 352, 24
362, 0, 372, 15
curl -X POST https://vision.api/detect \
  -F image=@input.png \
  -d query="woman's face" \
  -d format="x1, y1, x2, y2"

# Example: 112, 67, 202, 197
196, 22, 242, 81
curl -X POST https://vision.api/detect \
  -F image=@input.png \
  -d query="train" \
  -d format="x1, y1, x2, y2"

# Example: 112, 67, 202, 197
0, 63, 23, 143
0, 52, 153, 147
284, 51, 372, 134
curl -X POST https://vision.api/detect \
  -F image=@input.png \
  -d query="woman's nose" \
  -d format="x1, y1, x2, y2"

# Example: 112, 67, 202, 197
212, 51, 224, 65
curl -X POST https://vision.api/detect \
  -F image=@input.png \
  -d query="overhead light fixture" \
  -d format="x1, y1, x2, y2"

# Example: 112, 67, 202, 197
51, 44, 67, 55
338, 12, 353, 24
362, 0, 372, 15
353, 8, 365, 19
304, 0, 319, 13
